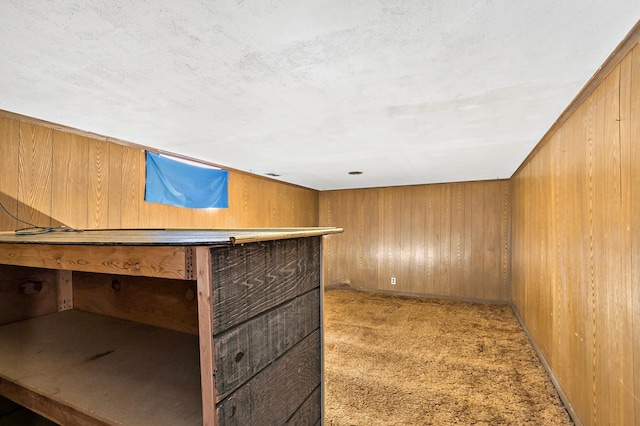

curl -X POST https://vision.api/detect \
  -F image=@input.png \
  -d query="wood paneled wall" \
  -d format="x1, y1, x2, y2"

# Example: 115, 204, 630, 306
511, 43, 640, 425
0, 114, 318, 231
320, 180, 511, 302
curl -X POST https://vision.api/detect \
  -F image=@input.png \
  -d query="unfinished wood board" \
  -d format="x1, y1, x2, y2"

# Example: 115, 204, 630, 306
0, 266, 57, 326
0, 243, 189, 279
73, 272, 198, 335
0, 310, 202, 426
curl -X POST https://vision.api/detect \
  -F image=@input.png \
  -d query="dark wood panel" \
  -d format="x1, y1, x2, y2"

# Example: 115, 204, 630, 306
73, 272, 199, 335
211, 238, 320, 334
285, 385, 321, 425
214, 289, 319, 399
216, 330, 321, 426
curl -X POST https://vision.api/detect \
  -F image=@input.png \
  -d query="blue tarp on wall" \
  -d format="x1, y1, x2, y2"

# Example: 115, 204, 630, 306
145, 152, 229, 208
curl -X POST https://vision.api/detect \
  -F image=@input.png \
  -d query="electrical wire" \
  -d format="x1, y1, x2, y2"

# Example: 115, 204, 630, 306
0, 199, 82, 235
0, 198, 39, 228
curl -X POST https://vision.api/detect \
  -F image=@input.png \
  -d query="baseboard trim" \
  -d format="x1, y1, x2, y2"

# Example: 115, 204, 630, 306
511, 306, 583, 426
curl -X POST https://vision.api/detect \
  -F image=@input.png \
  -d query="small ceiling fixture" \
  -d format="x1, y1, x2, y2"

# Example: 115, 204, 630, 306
348, 171, 363, 175
265, 172, 281, 177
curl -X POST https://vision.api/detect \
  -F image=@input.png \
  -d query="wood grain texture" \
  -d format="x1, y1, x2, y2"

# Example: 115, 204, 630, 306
630, 43, 640, 426
0, 244, 188, 279
0, 113, 319, 232
0, 310, 202, 426
511, 44, 640, 426
285, 385, 321, 425
211, 237, 321, 333
214, 289, 320, 400
87, 139, 109, 228
52, 130, 89, 229
216, 330, 321, 426
0, 265, 57, 326
73, 272, 198, 334
196, 246, 217, 426
320, 180, 511, 302
0, 116, 19, 231
17, 122, 53, 229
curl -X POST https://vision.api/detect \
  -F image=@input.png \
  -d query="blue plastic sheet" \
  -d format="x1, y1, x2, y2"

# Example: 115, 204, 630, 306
145, 152, 228, 208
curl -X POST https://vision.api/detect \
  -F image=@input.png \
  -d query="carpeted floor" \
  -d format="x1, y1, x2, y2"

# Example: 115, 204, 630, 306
323, 289, 573, 426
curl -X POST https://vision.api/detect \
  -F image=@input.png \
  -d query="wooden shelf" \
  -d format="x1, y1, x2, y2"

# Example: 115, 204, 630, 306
0, 310, 202, 426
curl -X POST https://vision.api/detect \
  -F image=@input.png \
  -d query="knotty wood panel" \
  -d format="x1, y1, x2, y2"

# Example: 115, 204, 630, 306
214, 289, 320, 400
0, 244, 188, 279
0, 113, 319, 232
210, 237, 321, 333
320, 180, 510, 302
511, 43, 640, 426
73, 272, 198, 335
216, 330, 321, 426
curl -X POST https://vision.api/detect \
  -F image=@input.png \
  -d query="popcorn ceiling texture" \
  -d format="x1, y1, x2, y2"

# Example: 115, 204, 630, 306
0, 1, 638, 189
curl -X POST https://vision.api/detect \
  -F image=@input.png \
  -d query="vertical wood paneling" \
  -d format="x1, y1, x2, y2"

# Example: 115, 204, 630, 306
107, 143, 123, 229
17, 122, 52, 228
364, 188, 380, 290
424, 184, 436, 294
52, 131, 89, 229
469, 183, 485, 299
450, 183, 465, 297
482, 183, 500, 300
512, 44, 640, 426
499, 180, 511, 300
87, 139, 109, 228
0, 116, 19, 231
630, 44, 640, 426
437, 185, 451, 296
0, 114, 319, 232
120, 146, 141, 228
397, 187, 413, 293
320, 180, 510, 301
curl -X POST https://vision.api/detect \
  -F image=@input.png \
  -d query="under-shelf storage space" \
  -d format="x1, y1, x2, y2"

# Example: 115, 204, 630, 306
0, 228, 341, 425
0, 310, 202, 425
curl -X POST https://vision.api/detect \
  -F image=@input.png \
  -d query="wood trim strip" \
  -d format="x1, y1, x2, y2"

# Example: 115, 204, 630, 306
0, 244, 188, 279
196, 246, 217, 426
56, 270, 72, 311
0, 378, 111, 426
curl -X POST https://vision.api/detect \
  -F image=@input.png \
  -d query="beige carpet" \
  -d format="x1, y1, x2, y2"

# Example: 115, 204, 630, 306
323, 289, 573, 425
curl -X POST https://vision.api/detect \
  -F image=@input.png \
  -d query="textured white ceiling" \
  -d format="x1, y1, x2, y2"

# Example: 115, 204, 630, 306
1, 1, 638, 190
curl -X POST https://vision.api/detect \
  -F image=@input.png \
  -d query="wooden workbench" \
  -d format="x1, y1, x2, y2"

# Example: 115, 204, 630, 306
0, 228, 341, 426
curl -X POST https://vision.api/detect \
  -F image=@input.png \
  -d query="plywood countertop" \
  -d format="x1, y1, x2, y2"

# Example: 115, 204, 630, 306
0, 227, 342, 246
